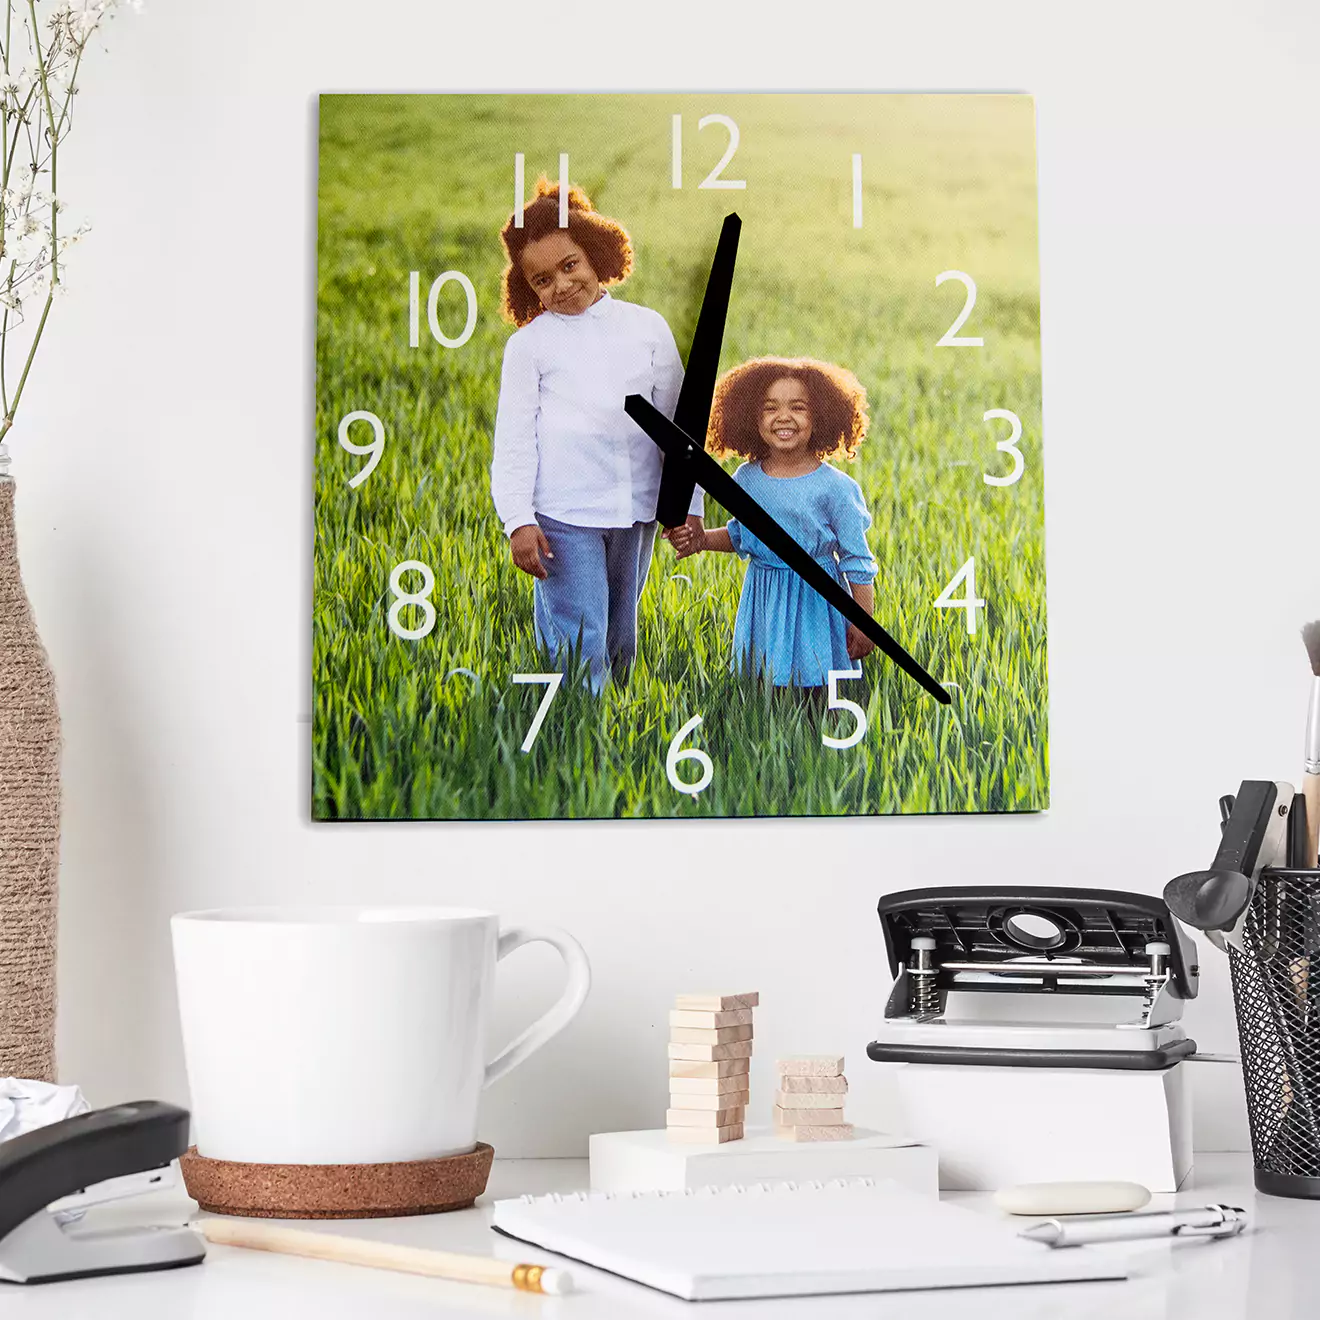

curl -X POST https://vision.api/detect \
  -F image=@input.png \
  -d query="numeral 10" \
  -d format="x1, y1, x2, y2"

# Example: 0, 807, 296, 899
408, 271, 477, 348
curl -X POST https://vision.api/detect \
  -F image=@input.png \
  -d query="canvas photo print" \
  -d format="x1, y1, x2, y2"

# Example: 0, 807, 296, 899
313, 93, 1047, 820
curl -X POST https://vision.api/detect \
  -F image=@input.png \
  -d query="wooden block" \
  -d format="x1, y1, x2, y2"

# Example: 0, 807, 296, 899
773, 1090, 844, 1111
667, 1123, 745, 1144
674, 992, 760, 1012
669, 1025, 753, 1045
669, 1089, 749, 1111
667, 1106, 747, 1127
777, 1074, 848, 1095
773, 1104, 848, 1126
668, 1059, 751, 1080
668, 1040, 753, 1062
775, 1123, 855, 1142
775, 1055, 843, 1077
669, 1008, 754, 1029
669, 1074, 748, 1095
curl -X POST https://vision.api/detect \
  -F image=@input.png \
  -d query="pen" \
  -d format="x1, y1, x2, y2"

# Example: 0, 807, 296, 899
1020, 1204, 1248, 1247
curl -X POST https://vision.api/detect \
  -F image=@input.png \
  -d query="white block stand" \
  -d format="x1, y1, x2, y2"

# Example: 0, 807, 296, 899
588, 1126, 938, 1196
891, 1062, 1192, 1192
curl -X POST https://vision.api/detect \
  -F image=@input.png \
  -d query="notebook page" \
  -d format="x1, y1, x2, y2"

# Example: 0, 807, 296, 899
492, 1179, 1127, 1301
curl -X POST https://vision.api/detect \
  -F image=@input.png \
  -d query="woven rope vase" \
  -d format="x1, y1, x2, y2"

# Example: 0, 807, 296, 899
0, 473, 60, 1081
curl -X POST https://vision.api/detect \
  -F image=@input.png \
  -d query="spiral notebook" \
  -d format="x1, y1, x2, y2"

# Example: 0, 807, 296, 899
491, 1178, 1127, 1301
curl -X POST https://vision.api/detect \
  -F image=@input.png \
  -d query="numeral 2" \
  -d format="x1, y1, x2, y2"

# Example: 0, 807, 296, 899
935, 271, 983, 347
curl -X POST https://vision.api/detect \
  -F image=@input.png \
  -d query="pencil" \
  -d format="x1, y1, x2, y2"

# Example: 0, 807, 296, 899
198, 1218, 573, 1295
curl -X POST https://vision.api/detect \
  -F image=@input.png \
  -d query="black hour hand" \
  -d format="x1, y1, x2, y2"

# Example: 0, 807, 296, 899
624, 396, 951, 705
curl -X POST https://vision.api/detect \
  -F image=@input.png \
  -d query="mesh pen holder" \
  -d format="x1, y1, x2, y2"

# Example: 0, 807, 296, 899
1229, 866, 1320, 1198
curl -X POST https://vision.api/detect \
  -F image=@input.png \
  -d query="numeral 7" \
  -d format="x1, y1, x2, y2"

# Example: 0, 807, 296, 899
512, 673, 564, 752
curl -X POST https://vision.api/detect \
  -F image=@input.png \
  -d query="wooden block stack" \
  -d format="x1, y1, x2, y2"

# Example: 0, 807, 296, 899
666, 992, 758, 1143
773, 1055, 852, 1141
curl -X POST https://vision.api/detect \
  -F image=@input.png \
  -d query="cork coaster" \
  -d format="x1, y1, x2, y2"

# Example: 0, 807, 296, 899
179, 1143, 494, 1219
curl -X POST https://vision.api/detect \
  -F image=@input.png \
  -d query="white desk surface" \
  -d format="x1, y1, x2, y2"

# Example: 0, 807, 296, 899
5, 1153, 1319, 1319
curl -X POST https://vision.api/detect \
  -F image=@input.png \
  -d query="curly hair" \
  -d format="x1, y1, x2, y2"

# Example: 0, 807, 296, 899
708, 357, 869, 463
499, 177, 634, 327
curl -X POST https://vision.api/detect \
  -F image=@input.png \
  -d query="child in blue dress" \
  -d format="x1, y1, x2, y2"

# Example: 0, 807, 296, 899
490, 178, 705, 692
667, 357, 877, 687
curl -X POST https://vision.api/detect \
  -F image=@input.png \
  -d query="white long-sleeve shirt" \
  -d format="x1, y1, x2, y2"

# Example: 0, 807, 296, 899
490, 290, 704, 535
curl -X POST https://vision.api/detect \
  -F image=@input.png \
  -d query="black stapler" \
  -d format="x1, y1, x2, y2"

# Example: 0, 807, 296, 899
0, 1100, 205, 1284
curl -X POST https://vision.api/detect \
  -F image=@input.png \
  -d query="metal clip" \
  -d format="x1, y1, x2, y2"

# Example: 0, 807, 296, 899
1171, 1205, 1248, 1238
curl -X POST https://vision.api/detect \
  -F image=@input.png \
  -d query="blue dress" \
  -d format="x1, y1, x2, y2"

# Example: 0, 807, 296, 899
725, 462, 878, 688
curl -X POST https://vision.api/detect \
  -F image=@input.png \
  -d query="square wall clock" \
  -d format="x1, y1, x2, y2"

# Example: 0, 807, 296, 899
313, 93, 1047, 821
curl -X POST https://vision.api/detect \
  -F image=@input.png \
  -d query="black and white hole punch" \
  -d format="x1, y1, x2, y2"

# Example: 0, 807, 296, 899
0, 1100, 204, 1285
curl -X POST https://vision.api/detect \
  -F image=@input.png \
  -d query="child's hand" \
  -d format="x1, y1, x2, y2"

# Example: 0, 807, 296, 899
509, 524, 553, 579
663, 515, 706, 559
846, 624, 876, 661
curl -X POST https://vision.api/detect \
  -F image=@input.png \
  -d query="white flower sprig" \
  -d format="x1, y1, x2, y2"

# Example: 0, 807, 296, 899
0, 0, 136, 440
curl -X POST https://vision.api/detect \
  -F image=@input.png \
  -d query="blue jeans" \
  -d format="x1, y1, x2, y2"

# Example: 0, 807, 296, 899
533, 515, 657, 691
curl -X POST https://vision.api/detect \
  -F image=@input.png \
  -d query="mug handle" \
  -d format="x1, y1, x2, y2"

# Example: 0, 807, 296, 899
484, 924, 591, 1089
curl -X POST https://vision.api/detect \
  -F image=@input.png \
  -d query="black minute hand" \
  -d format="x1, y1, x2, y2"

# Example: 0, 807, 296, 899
655, 213, 741, 529
624, 395, 952, 705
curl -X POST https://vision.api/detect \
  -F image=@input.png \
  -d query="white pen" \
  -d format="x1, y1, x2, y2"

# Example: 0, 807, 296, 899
1020, 1204, 1248, 1247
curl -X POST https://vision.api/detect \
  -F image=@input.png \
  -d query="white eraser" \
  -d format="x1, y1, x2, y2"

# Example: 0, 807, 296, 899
994, 1180, 1152, 1216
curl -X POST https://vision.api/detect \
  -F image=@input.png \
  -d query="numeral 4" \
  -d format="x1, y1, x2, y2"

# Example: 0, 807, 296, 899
934, 558, 986, 636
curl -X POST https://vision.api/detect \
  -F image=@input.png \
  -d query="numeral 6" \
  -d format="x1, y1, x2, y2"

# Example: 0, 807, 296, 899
666, 714, 714, 797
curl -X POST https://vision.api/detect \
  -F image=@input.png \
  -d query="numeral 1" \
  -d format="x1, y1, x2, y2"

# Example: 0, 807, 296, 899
852, 154, 863, 229
670, 114, 745, 190
512, 673, 564, 753
934, 558, 986, 635
408, 271, 477, 348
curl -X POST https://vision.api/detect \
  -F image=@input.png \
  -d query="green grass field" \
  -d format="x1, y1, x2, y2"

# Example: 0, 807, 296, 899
313, 94, 1048, 819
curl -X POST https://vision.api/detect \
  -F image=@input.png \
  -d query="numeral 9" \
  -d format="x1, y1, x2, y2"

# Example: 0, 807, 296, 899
338, 410, 385, 487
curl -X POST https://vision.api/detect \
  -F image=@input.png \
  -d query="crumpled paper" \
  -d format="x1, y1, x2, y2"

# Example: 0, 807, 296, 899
0, 1077, 90, 1141
0, 1079, 92, 1224
0, 1071, 89, 1135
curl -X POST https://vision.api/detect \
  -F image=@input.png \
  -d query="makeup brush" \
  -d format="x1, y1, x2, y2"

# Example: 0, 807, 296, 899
1303, 620, 1320, 867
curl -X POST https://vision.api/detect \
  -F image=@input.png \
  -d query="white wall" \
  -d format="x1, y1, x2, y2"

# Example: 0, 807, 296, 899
11, 0, 1319, 1156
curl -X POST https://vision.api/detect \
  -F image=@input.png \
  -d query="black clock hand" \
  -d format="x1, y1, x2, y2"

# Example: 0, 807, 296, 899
624, 395, 952, 705
654, 213, 741, 529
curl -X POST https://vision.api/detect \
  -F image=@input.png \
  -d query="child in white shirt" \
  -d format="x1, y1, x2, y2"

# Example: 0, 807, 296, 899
490, 179, 703, 690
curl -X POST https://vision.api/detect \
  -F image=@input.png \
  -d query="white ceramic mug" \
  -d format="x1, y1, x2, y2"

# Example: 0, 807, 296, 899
170, 906, 590, 1164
